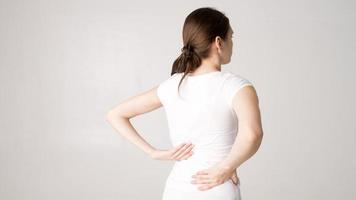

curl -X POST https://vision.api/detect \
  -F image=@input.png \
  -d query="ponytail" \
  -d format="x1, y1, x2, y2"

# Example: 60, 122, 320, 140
171, 43, 201, 94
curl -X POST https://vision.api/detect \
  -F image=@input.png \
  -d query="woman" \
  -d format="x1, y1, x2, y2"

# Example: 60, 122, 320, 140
106, 7, 263, 200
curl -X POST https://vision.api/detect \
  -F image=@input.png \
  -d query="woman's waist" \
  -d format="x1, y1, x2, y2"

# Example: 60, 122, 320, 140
193, 143, 233, 158
171, 129, 237, 147
168, 152, 230, 181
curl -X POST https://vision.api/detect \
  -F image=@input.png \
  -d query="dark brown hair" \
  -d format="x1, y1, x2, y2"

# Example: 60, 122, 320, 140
171, 7, 231, 93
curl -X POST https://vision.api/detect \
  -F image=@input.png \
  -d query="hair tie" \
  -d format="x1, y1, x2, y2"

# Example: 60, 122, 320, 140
181, 43, 194, 56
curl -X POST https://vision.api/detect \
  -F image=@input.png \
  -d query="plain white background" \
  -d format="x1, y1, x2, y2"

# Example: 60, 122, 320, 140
1, 0, 355, 199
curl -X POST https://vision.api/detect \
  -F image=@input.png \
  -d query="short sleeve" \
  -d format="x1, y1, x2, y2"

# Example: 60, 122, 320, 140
156, 82, 165, 105
156, 73, 178, 106
222, 73, 254, 108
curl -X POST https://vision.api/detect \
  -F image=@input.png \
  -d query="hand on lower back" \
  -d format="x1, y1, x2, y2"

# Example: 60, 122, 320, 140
191, 164, 237, 191
150, 142, 195, 161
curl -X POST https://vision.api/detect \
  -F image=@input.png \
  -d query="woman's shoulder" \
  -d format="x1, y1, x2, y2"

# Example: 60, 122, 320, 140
222, 70, 249, 79
159, 72, 181, 86
156, 73, 181, 105
219, 71, 254, 107
217, 70, 252, 85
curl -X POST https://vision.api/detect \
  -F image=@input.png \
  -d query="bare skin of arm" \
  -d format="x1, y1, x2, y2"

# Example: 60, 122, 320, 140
191, 85, 263, 190
219, 85, 264, 169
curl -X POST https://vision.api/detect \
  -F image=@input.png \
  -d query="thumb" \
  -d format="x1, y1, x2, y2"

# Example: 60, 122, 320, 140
230, 170, 239, 185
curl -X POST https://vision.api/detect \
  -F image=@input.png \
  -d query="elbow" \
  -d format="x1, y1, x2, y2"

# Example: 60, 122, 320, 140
106, 110, 128, 122
247, 129, 263, 142
106, 110, 117, 121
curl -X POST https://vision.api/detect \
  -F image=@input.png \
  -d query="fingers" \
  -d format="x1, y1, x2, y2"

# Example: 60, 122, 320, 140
171, 143, 186, 155
191, 170, 230, 190
196, 171, 208, 175
192, 173, 210, 179
192, 173, 209, 179
179, 150, 194, 160
198, 183, 217, 191
191, 171, 209, 181
230, 176, 238, 185
171, 143, 195, 161
192, 177, 223, 185
191, 177, 221, 191
230, 170, 239, 185
173, 143, 194, 161
191, 175, 210, 184
191, 171, 211, 185
230, 171, 237, 180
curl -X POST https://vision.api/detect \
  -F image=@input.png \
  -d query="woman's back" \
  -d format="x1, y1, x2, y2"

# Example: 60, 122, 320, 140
158, 70, 253, 200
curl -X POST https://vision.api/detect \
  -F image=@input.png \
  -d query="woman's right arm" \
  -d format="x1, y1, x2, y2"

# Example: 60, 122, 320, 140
218, 85, 264, 172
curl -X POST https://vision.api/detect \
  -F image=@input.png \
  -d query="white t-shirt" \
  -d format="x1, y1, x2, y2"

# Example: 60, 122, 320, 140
158, 70, 253, 199
157, 70, 253, 147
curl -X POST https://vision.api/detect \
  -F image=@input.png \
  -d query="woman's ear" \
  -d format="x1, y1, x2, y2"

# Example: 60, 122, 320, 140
214, 36, 223, 52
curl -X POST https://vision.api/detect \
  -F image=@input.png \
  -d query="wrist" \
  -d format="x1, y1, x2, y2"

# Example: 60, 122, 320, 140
218, 163, 235, 174
218, 160, 238, 172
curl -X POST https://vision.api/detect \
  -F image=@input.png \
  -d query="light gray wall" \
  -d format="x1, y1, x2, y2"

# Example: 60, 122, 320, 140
1, 0, 355, 199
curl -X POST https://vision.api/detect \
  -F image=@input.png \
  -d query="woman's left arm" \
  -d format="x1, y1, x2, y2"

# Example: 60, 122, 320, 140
106, 85, 162, 156
106, 85, 195, 161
